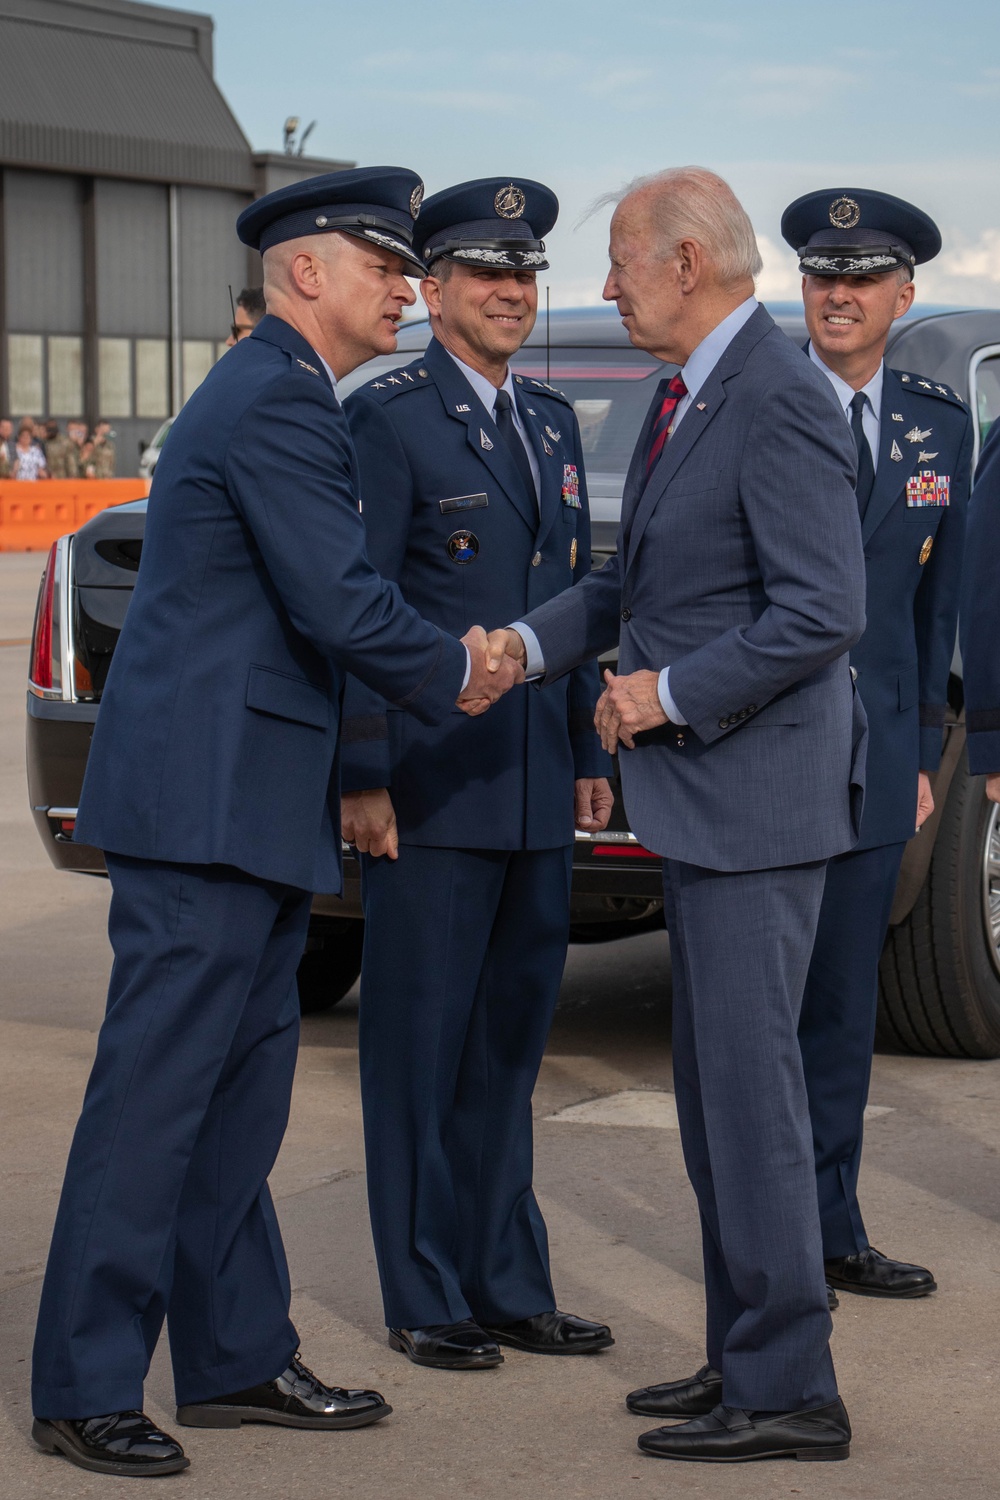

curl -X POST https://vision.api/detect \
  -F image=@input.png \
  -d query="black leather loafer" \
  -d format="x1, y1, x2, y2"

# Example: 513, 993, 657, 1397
637, 1399, 851, 1463
32, 1411, 189, 1476
388, 1320, 503, 1369
828, 1283, 840, 1311
627, 1364, 722, 1418
482, 1310, 614, 1355
825, 1246, 936, 1299
176, 1351, 390, 1429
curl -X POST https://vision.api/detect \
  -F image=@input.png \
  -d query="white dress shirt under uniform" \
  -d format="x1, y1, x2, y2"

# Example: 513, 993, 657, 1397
515, 295, 759, 724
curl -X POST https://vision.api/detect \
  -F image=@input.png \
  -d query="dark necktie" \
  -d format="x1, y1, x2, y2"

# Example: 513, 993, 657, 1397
645, 374, 688, 475
494, 389, 536, 505
849, 390, 875, 518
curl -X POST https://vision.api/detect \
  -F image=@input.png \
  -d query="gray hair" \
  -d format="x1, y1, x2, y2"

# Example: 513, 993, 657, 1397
592, 166, 763, 285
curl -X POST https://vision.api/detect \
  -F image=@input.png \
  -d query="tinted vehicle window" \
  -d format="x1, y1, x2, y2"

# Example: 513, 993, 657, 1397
972, 352, 1000, 445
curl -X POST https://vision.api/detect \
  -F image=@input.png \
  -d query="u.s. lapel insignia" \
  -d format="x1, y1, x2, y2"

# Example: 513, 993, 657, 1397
905, 426, 932, 443
545, 425, 561, 444
480, 428, 494, 451
917, 450, 939, 463
542, 437, 553, 456
570, 537, 578, 569
919, 536, 934, 565
890, 439, 903, 461
526, 408, 537, 416
455, 404, 471, 413
892, 412, 904, 422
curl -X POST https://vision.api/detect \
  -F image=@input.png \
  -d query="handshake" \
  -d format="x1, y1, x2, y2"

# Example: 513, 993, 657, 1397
456, 627, 528, 715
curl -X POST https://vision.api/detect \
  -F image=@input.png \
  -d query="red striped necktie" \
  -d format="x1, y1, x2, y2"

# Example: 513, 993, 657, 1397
645, 374, 688, 475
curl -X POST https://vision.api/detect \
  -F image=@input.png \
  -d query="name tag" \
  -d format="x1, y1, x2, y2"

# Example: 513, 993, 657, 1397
438, 492, 489, 514
906, 471, 950, 507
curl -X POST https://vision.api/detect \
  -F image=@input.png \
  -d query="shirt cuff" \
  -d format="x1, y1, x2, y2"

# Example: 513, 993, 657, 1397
461, 645, 471, 692
658, 667, 687, 725
510, 621, 545, 680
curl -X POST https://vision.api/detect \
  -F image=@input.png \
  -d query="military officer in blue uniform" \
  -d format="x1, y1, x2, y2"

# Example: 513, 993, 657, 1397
961, 421, 1000, 808
782, 189, 973, 1303
341, 178, 615, 1370
29, 167, 522, 1480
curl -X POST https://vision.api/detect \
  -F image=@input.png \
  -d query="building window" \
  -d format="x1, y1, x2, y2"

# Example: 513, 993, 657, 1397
8, 334, 44, 414
99, 337, 132, 417
48, 336, 84, 416
182, 340, 214, 404
135, 338, 169, 419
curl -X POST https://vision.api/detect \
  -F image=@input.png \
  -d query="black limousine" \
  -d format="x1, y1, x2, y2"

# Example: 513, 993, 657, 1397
25, 303, 1000, 1056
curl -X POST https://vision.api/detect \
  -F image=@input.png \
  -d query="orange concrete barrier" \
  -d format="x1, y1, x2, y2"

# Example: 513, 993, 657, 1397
0, 480, 151, 551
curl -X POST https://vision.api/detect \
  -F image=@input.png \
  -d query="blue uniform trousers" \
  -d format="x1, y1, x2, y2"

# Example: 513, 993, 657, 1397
664, 858, 837, 1412
32, 855, 309, 1419
798, 841, 907, 1258
358, 843, 573, 1330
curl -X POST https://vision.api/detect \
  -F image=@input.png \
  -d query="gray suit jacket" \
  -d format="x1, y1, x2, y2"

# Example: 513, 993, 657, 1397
521, 305, 868, 871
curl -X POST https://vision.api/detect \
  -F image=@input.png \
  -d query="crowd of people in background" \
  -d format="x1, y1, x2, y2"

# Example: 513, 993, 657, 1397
0, 417, 116, 480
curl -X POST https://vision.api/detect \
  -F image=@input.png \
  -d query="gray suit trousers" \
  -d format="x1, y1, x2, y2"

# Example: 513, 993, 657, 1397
664, 857, 837, 1411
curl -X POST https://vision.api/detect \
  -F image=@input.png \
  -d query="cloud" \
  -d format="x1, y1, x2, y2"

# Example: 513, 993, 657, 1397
754, 233, 801, 300
917, 228, 1000, 306
718, 64, 861, 118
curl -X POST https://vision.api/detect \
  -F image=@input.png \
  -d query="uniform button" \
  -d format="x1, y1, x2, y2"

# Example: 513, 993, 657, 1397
747, 704, 757, 713
621, 607, 631, 621
850, 666, 858, 682
719, 717, 729, 729
531, 552, 542, 567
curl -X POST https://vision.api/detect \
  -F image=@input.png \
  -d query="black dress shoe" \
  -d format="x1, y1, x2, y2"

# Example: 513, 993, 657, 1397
827, 1283, 840, 1311
388, 1320, 503, 1369
825, 1246, 937, 1299
637, 1399, 851, 1463
481, 1310, 614, 1355
32, 1411, 189, 1477
626, 1364, 722, 1418
176, 1351, 390, 1429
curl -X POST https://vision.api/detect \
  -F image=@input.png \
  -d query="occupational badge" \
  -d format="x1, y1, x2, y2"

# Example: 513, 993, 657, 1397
542, 437, 553, 456
447, 530, 479, 563
545, 425, 561, 444
570, 537, 578, 569
919, 536, 934, 565
906, 471, 950, 508
905, 426, 932, 443
495, 183, 526, 219
410, 181, 424, 218
480, 428, 494, 451
561, 463, 582, 508
829, 196, 861, 230
890, 439, 903, 462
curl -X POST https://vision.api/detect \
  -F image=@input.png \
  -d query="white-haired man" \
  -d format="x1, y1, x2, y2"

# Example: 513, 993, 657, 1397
495, 167, 868, 1463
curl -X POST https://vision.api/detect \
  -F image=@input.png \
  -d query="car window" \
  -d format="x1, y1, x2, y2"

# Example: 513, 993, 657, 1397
970, 349, 1000, 449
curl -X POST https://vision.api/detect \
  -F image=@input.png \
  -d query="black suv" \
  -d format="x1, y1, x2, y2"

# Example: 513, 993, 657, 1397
25, 303, 1000, 1056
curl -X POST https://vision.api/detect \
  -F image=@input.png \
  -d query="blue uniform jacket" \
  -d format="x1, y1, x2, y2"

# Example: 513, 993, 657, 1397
848, 366, 971, 848
75, 315, 466, 893
340, 336, 610, 849
961, 416, 1000, 775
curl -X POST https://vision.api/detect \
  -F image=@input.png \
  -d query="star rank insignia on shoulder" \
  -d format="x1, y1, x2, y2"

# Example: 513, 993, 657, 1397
893, 371, 968, 409
527, 376, 572, 407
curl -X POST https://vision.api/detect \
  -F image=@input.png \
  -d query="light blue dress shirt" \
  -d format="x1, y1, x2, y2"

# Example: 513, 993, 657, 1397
808, 343, 883, 470
445, 348, 541, 505
515, 296, 759, 725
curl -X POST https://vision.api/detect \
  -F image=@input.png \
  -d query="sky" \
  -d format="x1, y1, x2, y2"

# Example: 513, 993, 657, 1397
202, 0, 1000, 308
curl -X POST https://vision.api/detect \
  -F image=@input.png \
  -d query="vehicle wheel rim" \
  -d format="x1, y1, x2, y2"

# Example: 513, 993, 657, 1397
982, 798, 1000, 980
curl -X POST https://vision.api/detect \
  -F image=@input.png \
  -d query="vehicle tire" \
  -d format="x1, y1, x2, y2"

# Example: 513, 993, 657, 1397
296, 919, 365, 1015
877, 755, 1000, 1058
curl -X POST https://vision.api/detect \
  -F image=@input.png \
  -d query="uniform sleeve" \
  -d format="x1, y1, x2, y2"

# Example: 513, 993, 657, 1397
564, 420, 614, 780
961, 418, 1000, 775
225, 374, 465, 724
338, 394, 417, 791
914, 408, 972, 771
666, 372, 865, 744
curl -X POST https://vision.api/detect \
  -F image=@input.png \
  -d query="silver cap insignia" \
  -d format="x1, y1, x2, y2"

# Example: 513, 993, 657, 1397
495, 183, 526, 219
828, 196, 861, 230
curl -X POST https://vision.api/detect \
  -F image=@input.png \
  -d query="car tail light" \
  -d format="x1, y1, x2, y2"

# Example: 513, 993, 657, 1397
29, 543, 58, 691
591, 843, 661, 859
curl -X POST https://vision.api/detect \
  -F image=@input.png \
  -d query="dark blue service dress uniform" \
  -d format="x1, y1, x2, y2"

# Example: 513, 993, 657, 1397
799, 365, 972, 1257
31, 314, 466, 1419
341, 336, 610, 1328
961, 417, 1000, 778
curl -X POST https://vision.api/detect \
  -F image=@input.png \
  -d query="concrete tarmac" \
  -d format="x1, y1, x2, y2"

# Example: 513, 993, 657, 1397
1, 552, 998, 1498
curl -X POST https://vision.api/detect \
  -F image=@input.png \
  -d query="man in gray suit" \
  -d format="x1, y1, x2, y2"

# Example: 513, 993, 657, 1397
494, 167, 867, 1464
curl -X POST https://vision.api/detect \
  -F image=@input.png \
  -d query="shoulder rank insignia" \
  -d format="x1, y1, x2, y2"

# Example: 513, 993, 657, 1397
906, 470, 950, 508
905, 426, 932, 443
400, 371, 414, 381
386, 376, 401, 385
918, 380, 932, 389
936, 385, 948, 395
371, 381, 385, 389
296, 359, 320, 375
